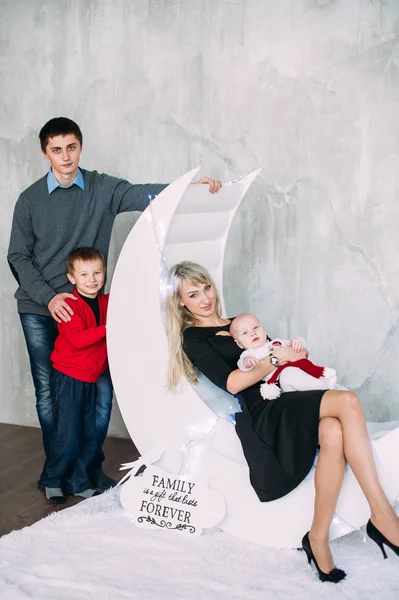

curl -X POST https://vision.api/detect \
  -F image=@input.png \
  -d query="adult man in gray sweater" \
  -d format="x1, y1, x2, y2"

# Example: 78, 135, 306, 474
8, 117, 221, 496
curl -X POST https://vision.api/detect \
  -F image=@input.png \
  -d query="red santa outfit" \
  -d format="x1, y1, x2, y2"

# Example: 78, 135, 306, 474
50, 289, 109, 383
237, 337, 337, 400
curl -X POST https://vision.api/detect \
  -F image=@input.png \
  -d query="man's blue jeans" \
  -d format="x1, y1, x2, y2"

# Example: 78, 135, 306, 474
19, 313, 113, 481
41, 370, 97, 493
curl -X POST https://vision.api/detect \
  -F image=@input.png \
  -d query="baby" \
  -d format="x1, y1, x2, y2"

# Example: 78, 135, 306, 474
229, 313, 336, 399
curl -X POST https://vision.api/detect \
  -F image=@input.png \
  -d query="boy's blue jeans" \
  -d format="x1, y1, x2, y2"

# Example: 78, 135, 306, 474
19, 313, 113, 483
41, 370, 97, 493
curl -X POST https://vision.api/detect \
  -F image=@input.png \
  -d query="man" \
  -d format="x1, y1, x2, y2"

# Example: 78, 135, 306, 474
7, 116, 221, 492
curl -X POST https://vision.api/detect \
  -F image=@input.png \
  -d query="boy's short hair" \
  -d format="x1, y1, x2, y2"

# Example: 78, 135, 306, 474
66, 247, 105, 274
39, 117, 83, 152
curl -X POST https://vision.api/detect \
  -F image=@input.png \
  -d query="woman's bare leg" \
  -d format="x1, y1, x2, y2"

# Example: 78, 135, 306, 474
309, 417, 346, 573
320, 390, 399, 544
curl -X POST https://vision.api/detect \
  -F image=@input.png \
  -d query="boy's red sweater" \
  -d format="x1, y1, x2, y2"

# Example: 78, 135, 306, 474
50, 289, 109, 383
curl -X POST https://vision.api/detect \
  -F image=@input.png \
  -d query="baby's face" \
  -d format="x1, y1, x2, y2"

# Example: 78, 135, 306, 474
233, 315, 268, 350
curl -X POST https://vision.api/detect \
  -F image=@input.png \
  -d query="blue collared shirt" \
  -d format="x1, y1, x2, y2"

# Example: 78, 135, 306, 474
47, 168, 85, 194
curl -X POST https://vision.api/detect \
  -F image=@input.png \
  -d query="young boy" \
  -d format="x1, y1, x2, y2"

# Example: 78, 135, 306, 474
41, 247, 109, 504
230, 313, 337, 400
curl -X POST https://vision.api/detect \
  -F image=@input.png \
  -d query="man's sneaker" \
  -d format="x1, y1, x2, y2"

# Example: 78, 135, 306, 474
45, 487, 66, 505
90, 471, 116, 490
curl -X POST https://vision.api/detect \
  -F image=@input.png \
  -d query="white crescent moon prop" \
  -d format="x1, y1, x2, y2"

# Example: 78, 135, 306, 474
107, 169, 399, 548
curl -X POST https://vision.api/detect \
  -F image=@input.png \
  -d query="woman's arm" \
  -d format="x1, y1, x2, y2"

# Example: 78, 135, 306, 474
227, 344, 309, 395
183, 328, 307, 396
226, 360, 275, 394
184, 328, 276, 395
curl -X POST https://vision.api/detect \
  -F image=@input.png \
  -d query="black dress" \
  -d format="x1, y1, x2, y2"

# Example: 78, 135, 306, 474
183, 323, 325, 502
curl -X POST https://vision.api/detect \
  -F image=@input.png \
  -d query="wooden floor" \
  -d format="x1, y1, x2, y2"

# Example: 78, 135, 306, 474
0, 423, 139, 537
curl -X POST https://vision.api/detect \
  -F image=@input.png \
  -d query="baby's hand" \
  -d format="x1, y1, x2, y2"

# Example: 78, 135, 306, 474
291, 337, 305, 352
243, 356, 259, 369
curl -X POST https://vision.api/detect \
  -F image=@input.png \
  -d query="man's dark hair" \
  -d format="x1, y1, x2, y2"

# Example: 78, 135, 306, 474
66, 247, 105, 274
39, 117, 83, 152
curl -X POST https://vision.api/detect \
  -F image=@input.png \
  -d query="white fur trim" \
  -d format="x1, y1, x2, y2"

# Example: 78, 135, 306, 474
260, 382, 281, 400
322, 367, 336, 378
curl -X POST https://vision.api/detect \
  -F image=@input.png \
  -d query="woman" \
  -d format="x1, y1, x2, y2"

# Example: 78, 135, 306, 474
166, 261, 399, 583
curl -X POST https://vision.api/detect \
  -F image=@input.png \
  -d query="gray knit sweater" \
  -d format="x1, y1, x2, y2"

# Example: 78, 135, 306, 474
7, 169, 167, 316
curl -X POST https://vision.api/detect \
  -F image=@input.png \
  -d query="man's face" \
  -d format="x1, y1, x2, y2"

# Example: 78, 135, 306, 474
42, 134, 82, 180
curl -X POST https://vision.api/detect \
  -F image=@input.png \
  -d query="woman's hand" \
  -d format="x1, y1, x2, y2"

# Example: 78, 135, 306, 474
272, 345, 308, 364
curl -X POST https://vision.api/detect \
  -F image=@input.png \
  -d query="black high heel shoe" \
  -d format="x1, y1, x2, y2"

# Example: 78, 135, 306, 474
301, 533, 346, 583
366, 519, 399, 559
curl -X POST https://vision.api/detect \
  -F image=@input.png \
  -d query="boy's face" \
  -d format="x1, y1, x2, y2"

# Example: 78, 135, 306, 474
232, 314, 268, 350
42, 134, 82, 180
67, 258, 105, 298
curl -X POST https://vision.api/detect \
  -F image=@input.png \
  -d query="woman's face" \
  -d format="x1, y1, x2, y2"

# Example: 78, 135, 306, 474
179, 279, 217, 319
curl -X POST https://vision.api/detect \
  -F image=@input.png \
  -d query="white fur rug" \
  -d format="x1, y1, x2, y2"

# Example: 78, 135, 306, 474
0, 488, 398, 600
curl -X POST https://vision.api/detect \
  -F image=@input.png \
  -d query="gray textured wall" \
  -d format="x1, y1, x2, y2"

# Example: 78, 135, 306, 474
1, 0, 399, 435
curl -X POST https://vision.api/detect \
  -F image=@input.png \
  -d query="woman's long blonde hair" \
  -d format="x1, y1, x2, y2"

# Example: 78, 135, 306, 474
166, 261, 222, 389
